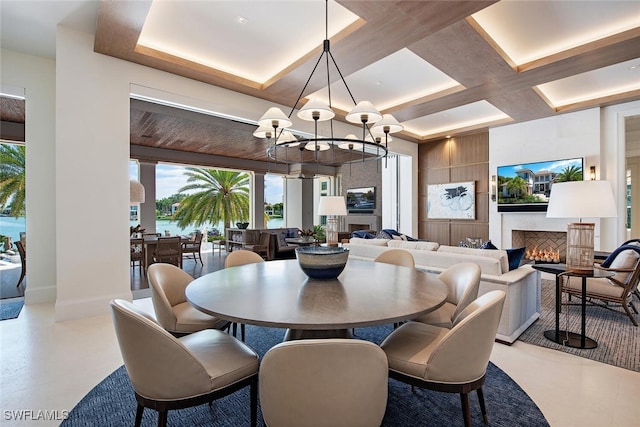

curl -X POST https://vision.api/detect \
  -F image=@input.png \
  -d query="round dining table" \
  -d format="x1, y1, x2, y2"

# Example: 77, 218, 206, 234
186, 258, 448, 339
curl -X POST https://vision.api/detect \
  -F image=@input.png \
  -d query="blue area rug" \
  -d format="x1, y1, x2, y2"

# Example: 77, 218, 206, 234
0, 298, 23, 320
62, 324, 549, 426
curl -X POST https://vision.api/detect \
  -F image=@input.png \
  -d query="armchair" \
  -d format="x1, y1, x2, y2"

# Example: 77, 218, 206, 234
181, 232, 203, 265
562, 243, 640, 326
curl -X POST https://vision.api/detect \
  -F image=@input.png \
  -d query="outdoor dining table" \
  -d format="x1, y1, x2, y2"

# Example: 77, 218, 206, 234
185, 258, 448, 340
132, 235, 189, 269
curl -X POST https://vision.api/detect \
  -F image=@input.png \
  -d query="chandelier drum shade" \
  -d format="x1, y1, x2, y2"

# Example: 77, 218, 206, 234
255, 0, 402, 173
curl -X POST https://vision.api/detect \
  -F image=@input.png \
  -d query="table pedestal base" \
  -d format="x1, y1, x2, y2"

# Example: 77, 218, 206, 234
284, 329, 352, 341
544, 330, 597, 349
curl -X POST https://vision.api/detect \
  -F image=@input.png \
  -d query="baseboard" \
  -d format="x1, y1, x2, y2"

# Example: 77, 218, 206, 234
24, 285, 56, 304
54, 289, 133, 322
496, 312, 540, 344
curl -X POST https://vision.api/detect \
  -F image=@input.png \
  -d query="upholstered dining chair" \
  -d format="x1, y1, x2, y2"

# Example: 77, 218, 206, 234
130, 237, 145, 275
380, 290, 506, 427
414, 262, 482, 329
223, 250, 266, 341
109, 299, 259, 427
563, 243, 640, 326
147, 263, 230, 336
181, 232, 204, 265
374, 248, 415, 268
224, 249, 265, 268
153, 236, 182, 268
259, 339, 388, 427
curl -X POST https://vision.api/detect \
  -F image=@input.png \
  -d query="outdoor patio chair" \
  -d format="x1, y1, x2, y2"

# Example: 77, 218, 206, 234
153, 236, 182, 268
15, 240, 26, 287
130, 237, 145, 275
181, 232, 203, 265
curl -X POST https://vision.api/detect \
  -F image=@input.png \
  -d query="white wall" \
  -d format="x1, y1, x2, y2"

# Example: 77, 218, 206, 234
489, 109, 604, 249
0, 49, 57, 304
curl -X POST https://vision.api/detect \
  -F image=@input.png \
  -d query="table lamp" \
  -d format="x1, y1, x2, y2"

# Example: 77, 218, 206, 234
546, 180, 617, 273
318, 196, 347, 247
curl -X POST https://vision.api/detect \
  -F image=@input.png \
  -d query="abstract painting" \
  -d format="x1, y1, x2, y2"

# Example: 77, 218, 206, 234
427, 181, 476, 219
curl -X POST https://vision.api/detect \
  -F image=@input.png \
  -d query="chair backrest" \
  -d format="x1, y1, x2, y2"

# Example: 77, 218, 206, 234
109, 299, 212, 400
225, 249, 265, 268
130, 238, 144, 261
374, 248, 415, 268
192, 232, 203, 244
259, 339, 388, 427
154, 236, 182, 265
424, 290, 505, 384
438, 262, 482, 321
15, 240, 26, 269
147, 263, 194, 331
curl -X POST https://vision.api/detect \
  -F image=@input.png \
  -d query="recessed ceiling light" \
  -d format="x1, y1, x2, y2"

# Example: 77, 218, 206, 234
238, 16, 248, 24
630, 64, 639, 70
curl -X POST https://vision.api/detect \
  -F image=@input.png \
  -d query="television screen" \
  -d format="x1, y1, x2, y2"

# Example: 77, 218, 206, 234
346, 187, 375, 213
497, 157, 584, 212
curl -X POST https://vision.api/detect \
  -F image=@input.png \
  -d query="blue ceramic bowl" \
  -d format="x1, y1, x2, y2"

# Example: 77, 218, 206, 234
295, 246, 349, 280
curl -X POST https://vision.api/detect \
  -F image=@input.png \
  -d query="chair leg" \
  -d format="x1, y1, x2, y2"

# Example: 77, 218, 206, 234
477, 387, 489, 425
250, 377, 258, 427
157, 410, 168, 427
460, 392, 472, 427
15, 269, 25, 287
622, 301, 639, 326
134, 405, 144, 427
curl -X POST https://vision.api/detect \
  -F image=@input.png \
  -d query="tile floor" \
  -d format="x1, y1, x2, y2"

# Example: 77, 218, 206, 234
1, 249, 639, 426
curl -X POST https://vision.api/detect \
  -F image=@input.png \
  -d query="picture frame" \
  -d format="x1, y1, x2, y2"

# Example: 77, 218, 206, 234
427, 181, 476, 220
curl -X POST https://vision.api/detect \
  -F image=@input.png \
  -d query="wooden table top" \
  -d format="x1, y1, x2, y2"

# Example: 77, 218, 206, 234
186, 259, 448, 330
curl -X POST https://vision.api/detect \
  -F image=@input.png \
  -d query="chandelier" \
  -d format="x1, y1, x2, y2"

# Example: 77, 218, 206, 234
253, 0, 404, 175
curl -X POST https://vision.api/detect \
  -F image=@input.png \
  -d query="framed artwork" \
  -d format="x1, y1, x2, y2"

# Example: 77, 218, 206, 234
427, 181, 476, 220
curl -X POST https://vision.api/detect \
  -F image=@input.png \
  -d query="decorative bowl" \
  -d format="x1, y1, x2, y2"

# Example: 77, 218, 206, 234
295, 246, 349, 280
236, 222, 250, 229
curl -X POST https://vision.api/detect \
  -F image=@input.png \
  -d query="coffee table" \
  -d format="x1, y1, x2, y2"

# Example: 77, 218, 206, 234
186, 259, 448, 339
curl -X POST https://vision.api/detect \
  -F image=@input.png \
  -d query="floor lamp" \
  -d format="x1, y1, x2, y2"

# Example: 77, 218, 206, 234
318, 196, 347, 247
546, 180, 617, 273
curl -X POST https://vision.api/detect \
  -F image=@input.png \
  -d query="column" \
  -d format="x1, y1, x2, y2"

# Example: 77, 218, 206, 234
139, 161, 157, 233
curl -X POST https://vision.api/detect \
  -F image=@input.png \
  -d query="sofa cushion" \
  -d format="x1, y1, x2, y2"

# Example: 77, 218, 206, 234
437, 245, 509, 274
506, 247, 526, 271
387, 240, 439, 251
349, 237, 390, 246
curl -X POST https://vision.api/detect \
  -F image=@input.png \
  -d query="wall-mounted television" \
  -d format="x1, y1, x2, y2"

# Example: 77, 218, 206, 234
346, 186, 375, 213
497, 157, 584, 213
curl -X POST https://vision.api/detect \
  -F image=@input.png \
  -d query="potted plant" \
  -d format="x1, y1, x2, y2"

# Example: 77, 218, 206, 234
298, 228, 316, 243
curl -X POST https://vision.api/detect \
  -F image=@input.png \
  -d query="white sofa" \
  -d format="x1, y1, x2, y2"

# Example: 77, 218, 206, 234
344, 238, 541, 344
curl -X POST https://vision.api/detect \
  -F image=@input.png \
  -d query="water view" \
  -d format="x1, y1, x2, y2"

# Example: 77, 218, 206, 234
1, 216, 285, 244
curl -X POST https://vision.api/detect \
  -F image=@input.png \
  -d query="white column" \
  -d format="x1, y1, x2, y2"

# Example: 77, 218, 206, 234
253, 172, 265, 228
139, 161, 157, 233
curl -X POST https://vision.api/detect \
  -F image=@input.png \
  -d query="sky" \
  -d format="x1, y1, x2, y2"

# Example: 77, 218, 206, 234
497, 157, 583, 178
129, 162, 283, 204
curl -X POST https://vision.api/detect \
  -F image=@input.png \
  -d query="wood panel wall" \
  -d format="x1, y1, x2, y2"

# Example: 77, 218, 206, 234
418, 133, 489, 246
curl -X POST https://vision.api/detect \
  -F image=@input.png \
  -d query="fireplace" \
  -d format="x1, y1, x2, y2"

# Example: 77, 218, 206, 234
512, 230, 566, 263
344, 215, 380, 233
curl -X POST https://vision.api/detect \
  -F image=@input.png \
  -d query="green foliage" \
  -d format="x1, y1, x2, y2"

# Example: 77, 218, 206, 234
505, 176, 527, 198
313, 224, 325, 241
554, 165, 583, 182
172, 168, 250, 230
0, 144, 26, 218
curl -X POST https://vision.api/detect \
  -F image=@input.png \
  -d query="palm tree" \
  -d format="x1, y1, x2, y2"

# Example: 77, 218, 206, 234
0, 144, 26, 218
506, 176, 527, 199
173, 168, 250, 230
554, 165, 583, 182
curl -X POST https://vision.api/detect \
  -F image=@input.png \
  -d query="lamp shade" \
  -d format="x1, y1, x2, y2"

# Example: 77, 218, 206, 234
318, 196, 347, 216
253, 125, 273, 138
130, 179, 145, 204
258, 107, 293, 129
546, 180, 617, 219
371, 113, 404, 134
297, 99, 335, 122
345, 101, 382, 124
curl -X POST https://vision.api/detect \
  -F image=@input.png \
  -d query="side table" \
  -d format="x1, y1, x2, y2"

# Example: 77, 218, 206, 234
532, 263, 614, 349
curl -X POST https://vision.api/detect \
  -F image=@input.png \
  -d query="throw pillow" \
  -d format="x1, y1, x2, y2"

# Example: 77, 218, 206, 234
506, 247, 526, 270
480, 240, 499, 250
351, 230, 375, 239
601, 244, 640, 268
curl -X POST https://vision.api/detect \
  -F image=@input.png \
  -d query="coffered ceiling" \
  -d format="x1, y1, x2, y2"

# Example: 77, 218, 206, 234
1, 1, 640, 163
